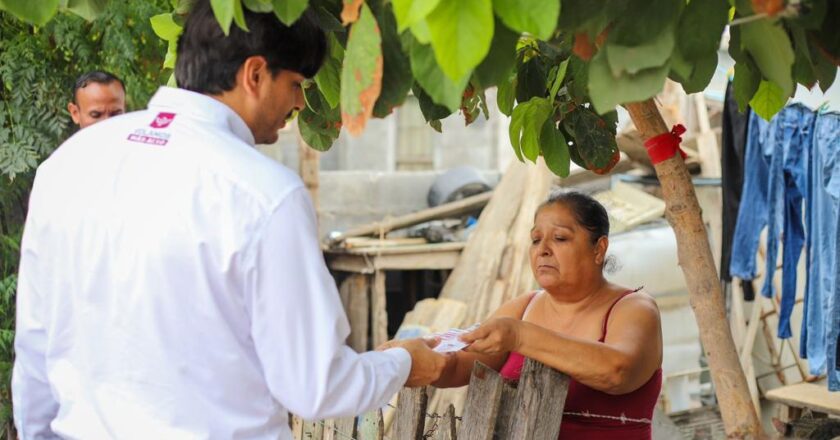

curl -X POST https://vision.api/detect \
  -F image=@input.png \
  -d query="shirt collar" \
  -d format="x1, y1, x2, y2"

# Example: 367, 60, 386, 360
147, 87, 256, 146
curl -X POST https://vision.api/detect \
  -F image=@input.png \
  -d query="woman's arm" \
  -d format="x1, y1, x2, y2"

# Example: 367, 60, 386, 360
430, 292, 535, 388
461, 293, 662, 395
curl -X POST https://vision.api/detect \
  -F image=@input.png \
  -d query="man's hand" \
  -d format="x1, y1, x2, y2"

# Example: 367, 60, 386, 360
459, 317, 523, 355
378, 337, 447, 387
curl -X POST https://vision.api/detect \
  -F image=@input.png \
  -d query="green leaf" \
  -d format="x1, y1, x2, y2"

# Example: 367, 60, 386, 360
410, 19, 431, 44
541, 120, 570, 178
567, 56, 589, 103
164, 40, 178, 69
1, 0, 59, 25
340, 3, 383, 135
412, 82, 453, 122
740, 18, 795, 96
749, 80, 786, 121
233, 0, 249, 30
677, 0, 728, 59
150, 13, 182, 41
588, 50, 669, 114
243, 0, 274, 12
791, 27, 816, 88
610, 0, 681, 47
548, 58, 569, 104
496, 72, 517, 116
300, 87, 341, 151
516, 57, 548, 103
63, 0, 107, 21
672, 50, 717, 94
733, 60, 760, 112
409, 37, 469, 112
474, 19, 520, 88
606, 23, 674, 76
313, 6, 344, 32
427, 0, 493, 82
273, 0, 309, 25
492, 0, 560, 40
391, 0, 441, 32
211, 0, 236, 35
315, 33, 344, 109
372, 1, 412, 118
571, 106, 619, 170
510, 97, 554, 162
810, 45, 837, 93
558, 0, 626, 34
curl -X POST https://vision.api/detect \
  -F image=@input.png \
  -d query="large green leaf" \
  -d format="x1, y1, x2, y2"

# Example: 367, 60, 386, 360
372, 1, 412, 118
606, 23, 674, 76
243, 0, 274, 12
567, 56, 589, 104
1, 0, 59, 25
273, 0, 309, 25
340, 3, 383, 135
210, 0, 235, 34
391, 0, 441, 32
588, 50, 669, 114
150, 13, 182, 41
558, 0, 627, 35
474, 19, 520, 89
791, 27, 816, 88
750, 80, 786, 121
233, 0, 248, 30
426, 0, 493, 82
492, 0, 559, 40
669, 48, 717, 94
63, 0, 107, 21
610, 0, 681, 47
300, 87, 341, 151
676, 0, 728, 59
510, 97, 554, 162
541, 120, 570, 178
315, 33, 344, 109
733, 60, 760, 112
811, 45, 837, 93
516, 57, 548, 104
569, 106, 619, 171
409, 37, 469, 112
740, 18, 795, 97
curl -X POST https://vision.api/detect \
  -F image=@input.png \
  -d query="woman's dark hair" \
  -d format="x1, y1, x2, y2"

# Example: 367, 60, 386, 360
175, 0, 327, 95
537, 191, 610, 244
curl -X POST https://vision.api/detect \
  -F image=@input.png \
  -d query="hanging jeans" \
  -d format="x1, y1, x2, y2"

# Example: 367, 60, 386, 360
804, 111, 840, 390
729, 113, 772, 281
760, 104, 814, 339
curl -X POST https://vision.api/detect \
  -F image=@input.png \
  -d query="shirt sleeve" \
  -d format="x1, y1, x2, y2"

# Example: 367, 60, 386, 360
12, 182, 60, 439
243, 186, 410, 420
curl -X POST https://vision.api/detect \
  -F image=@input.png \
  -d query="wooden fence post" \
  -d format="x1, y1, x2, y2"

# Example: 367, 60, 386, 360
394, 387, 429, 440
458, 362, 505, 440
505, 358, 570, 440
357, 409, 384, 440
433, 404, 458, 440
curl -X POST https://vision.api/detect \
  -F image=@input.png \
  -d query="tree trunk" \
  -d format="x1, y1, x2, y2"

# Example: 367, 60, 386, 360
624, 99, 764, 439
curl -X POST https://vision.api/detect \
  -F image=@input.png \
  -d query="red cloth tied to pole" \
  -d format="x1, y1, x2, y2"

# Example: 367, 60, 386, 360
644, 124, 687, 165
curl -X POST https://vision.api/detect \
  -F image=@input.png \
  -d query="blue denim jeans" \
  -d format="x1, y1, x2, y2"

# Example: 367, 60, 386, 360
760, 105, 814, 339
729, 113, 772, 281
810, 111, 840, 390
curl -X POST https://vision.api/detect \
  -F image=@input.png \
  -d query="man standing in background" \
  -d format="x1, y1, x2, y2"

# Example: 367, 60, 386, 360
67, 70, 125, 128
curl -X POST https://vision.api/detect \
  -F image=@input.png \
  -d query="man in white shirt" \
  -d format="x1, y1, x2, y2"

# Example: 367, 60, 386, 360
12, 2, 446, 438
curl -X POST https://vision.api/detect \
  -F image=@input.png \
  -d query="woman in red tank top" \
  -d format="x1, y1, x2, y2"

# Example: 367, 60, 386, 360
431, 192, 663, 439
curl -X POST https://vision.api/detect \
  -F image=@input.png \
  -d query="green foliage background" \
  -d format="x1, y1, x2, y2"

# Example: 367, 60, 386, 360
0, 2, 171, 434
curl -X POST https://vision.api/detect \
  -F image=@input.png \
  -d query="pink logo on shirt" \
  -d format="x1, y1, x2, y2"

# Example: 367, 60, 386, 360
150, 112, 176, 128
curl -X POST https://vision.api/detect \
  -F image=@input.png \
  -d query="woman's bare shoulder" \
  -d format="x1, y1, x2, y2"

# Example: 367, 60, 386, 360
490, 290, 541, 319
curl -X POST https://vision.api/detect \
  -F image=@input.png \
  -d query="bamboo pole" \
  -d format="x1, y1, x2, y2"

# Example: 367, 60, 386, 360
624, 99, 764, 439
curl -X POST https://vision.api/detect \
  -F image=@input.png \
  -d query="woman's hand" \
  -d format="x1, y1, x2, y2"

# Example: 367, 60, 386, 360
460, 317, 523, 355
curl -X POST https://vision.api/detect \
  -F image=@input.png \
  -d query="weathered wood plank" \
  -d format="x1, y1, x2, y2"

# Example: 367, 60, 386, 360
492, 380, 518, 440
330, 417, 357, 440
345, 274, 370, 352
301, 419, 324, 440
291, 415, 303, 440
458, 362, 505, 440
432, 404, 458, 440
506, 358, 570, 440
357, 409, 384, 440
394, 387, 428, 440
371, 270, 389, 349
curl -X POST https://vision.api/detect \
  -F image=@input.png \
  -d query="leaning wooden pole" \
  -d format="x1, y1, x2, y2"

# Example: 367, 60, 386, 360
624, 99, 764, 439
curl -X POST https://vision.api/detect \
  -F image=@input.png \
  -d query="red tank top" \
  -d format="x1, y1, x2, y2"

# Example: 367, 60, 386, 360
498, 289, 661, 440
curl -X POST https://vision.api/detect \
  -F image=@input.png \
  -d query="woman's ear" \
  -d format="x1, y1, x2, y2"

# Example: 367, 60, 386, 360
594, 236, 608, 265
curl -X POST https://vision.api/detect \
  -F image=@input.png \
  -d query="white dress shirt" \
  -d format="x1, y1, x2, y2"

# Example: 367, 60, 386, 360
13, 87, 410, 439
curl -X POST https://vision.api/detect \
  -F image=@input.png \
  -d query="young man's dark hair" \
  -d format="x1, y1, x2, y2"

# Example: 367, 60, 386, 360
72, 71, 125, 104
175, 0, 326, 95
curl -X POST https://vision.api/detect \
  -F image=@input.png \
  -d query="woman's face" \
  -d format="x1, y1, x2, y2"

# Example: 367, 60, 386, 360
529, 203, 607, 290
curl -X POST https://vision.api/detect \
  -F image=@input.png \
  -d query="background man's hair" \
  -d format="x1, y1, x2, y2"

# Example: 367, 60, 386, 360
72, 71, 125, 103
175, 0, 327, 95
